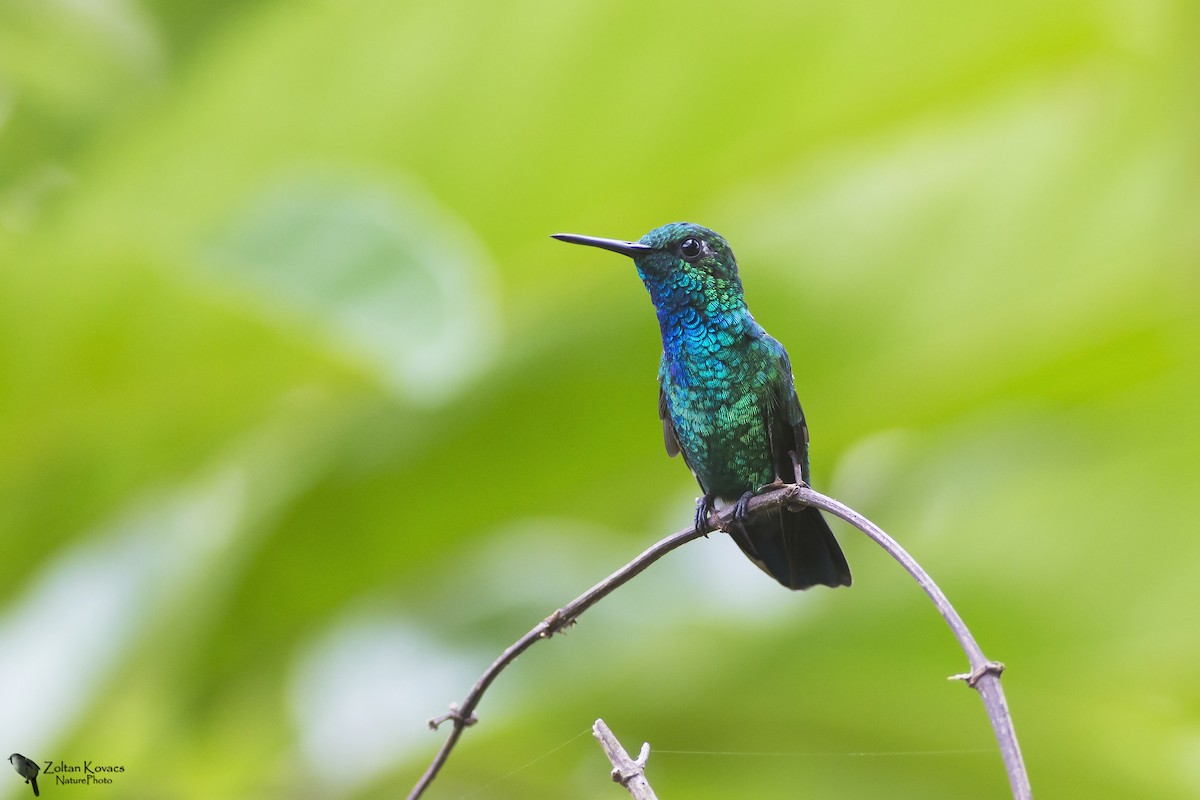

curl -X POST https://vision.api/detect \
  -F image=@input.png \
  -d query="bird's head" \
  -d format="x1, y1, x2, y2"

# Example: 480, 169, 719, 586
553, 222, 743, 311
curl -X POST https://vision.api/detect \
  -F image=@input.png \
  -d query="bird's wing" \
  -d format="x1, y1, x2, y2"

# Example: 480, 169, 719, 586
658, 384, 681, 458
768, 346, 812, 486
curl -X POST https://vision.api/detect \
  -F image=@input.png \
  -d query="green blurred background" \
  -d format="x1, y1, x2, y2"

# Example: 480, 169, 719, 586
1, 0, 1197, 797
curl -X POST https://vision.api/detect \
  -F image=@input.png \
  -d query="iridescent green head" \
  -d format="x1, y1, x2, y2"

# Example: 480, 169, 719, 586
553, 222, 744, 311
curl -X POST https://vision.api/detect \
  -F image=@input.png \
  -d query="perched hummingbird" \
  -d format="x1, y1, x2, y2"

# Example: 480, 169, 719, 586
553, 222, 851, 590
8, 754, 39, 797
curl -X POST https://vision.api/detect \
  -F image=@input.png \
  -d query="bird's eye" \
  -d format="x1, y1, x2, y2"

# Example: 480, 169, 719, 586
679, 237, 702, 261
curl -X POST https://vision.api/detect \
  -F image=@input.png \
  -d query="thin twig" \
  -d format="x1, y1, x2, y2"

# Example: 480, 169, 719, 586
593, 719, 659, 799
406, 484, 1030, 800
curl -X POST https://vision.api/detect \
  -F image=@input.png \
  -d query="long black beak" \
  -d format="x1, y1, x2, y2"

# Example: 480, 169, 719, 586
551, 233, 653, 257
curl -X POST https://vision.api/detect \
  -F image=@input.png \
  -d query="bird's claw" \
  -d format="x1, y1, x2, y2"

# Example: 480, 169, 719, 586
694, 494, 716, 533
732, 490, 754, 524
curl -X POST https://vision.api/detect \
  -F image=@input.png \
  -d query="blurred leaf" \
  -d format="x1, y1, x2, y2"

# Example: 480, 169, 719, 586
202, 170, 499, 403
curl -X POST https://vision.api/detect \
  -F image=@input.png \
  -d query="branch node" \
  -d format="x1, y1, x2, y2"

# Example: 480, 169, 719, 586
611, 745, 650, 783
593, 719, 658, 797
950, 660, 1006, 688
426, 703, 478, 731
541, 609, 576, 637
635, 742, 650, 768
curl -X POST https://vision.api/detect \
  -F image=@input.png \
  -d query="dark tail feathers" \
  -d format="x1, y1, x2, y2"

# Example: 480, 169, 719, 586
729, 505, 851, 590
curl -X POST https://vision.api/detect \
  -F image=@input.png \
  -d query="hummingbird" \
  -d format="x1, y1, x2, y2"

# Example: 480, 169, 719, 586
8, 754, 39, 797
553, 222, 851, 590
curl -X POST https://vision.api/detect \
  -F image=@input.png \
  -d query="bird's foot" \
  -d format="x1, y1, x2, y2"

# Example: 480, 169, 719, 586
694, 494, 717, 533
732, 490, 755, 525
786, 450, 812, 487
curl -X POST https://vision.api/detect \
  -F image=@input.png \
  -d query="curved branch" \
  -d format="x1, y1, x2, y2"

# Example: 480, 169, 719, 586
406, 485, 1031, 800
792, 485, 1031, 800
